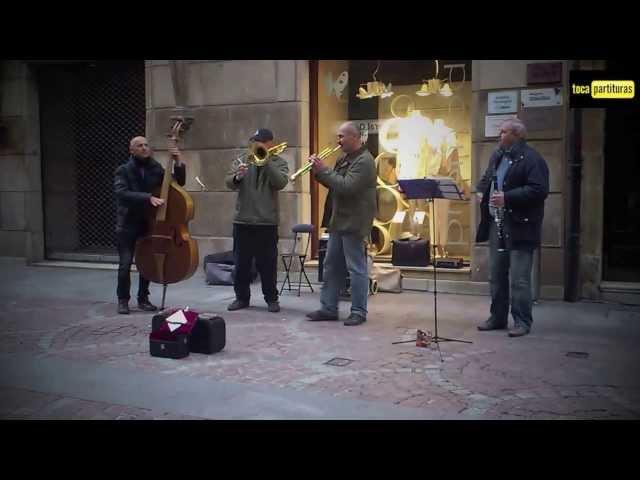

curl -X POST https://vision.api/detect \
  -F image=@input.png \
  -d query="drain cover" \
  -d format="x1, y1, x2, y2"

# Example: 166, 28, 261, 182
325, 357, 354, 367
566, 351, 589, 359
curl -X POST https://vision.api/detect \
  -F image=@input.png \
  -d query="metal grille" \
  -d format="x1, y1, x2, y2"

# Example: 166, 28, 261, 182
75, 62, 146, 251
39, 61, 145, 255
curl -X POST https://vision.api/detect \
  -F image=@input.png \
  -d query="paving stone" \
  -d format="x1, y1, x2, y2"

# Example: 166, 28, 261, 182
1, 260, 639, 420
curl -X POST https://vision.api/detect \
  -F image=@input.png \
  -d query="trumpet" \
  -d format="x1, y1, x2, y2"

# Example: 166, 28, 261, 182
237, 141, 288, 167
289, 145, 342, 182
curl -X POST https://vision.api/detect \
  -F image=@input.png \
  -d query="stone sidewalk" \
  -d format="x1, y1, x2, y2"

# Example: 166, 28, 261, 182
1, 257, 639, 420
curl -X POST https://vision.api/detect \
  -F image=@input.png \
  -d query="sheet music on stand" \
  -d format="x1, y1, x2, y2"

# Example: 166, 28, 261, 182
396, 176, 466, 201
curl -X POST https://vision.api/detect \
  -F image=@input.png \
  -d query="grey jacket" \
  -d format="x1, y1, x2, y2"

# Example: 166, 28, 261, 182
315, 146, 377, 239
224, 155, 289, 225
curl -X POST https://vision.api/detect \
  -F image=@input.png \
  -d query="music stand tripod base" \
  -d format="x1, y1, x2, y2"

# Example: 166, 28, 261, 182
395, 178, 472, 360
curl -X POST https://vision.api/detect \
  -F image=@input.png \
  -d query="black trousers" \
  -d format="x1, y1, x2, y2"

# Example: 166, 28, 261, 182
233, 223, 278, 304
116, 229, 151, 301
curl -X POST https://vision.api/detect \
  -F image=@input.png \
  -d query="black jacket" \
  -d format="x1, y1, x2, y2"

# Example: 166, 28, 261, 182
114, 156, 186, 233
476, 140, 549, 249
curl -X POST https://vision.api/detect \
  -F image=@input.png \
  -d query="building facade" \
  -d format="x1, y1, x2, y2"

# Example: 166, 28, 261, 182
1, 60, 638, 303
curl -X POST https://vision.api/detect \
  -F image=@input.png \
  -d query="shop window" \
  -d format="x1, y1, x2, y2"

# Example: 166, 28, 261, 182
315, 60, 472, 262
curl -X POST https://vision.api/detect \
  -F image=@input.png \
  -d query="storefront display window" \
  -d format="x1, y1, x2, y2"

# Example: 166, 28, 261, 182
315, 60, 473, 263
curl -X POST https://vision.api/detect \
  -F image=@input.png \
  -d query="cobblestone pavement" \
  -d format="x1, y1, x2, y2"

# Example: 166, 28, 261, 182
1, 258, 639, 420
0, 386, 204, 420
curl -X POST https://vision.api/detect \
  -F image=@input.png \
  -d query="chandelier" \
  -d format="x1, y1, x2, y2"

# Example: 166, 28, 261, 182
416, 60, 460, 97
357, 60, 394, 99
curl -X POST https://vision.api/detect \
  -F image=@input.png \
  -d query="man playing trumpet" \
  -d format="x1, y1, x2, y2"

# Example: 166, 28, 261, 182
225, 128, 289, 313
306, 122, 377, 326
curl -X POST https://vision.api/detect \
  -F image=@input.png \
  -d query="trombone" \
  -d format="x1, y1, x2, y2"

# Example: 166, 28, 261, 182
289, 145, 342, 182
236, 141, 288, 168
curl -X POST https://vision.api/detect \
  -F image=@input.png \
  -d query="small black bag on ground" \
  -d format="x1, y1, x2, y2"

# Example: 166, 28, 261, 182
152, 311, 225, 355
391, 238, 430, 267
189, 313, 226, 354
149, 334, 190, 359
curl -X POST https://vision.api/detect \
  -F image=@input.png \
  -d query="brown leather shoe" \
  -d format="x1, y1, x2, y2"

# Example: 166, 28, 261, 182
137, 298, 158, 312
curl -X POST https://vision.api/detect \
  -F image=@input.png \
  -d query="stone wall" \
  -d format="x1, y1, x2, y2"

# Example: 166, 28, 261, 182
144, 60, 310, 262
0, 60, 612, 301
0, 61, 44, 262
576, 60, 607, 300
469, 60, 569, 300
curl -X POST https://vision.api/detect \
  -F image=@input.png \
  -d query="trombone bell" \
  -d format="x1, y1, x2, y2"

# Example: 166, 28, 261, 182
249, 141, 288, 166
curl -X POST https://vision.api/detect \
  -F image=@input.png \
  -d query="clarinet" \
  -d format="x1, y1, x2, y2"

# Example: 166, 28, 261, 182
492, 175, 507, 252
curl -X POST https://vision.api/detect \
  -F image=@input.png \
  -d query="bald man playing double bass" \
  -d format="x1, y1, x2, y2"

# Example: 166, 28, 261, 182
113, 136, 186, 314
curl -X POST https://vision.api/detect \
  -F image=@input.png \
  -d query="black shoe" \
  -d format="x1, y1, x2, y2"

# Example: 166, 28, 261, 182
344, 313, 366, 326
137, 298, 158, 312
477, 319, 507, 331
117, 300, 129, 315
306, 310, 338, 321
267, 302, 280, 313
227, 299, 249, 311
508, 325, 530, 337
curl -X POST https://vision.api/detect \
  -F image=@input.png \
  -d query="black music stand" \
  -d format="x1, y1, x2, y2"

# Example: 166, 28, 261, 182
393, 177, 472, 360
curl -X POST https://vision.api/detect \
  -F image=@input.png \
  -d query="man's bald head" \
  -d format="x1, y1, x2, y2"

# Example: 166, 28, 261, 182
130, 136, 147, 148
340, 122, 360, 137
337, 122, 363, 154
129, 136, 152, 160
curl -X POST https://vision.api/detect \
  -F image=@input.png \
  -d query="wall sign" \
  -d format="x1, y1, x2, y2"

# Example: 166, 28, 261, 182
527, 62, 563, 85
521, 88, 563, 108
488, 91, 518, 114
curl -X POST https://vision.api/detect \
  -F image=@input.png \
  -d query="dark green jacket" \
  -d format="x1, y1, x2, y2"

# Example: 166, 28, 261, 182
315, 146, 376, 239
224, 155, 289, 225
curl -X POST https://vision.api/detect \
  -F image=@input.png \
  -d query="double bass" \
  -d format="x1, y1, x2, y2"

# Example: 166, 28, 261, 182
134, 117, 199, 308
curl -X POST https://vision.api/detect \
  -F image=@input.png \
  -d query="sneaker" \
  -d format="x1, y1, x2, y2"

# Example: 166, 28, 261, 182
117, 300, 129, 315
267, 302, 280, 313
306, 310, 338, 321
508, 325, 530, 337
477, 319, 507, 331
227, 299, 250, 311
344, 313, 366, 326
137, 298, 158, 312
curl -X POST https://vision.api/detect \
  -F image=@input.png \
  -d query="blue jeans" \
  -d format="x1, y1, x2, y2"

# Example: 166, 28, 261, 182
488, 222, 534, 329
320, 232, 368, 318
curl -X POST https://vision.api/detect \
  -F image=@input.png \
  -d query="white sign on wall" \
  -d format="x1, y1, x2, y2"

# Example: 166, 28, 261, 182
485, 114, 519, 138
521, 88, 562, 108
488, 91, 518, 114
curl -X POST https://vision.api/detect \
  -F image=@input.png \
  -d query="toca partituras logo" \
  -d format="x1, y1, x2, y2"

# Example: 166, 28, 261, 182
570, 70, 638, 107
572, 80, 635, 99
